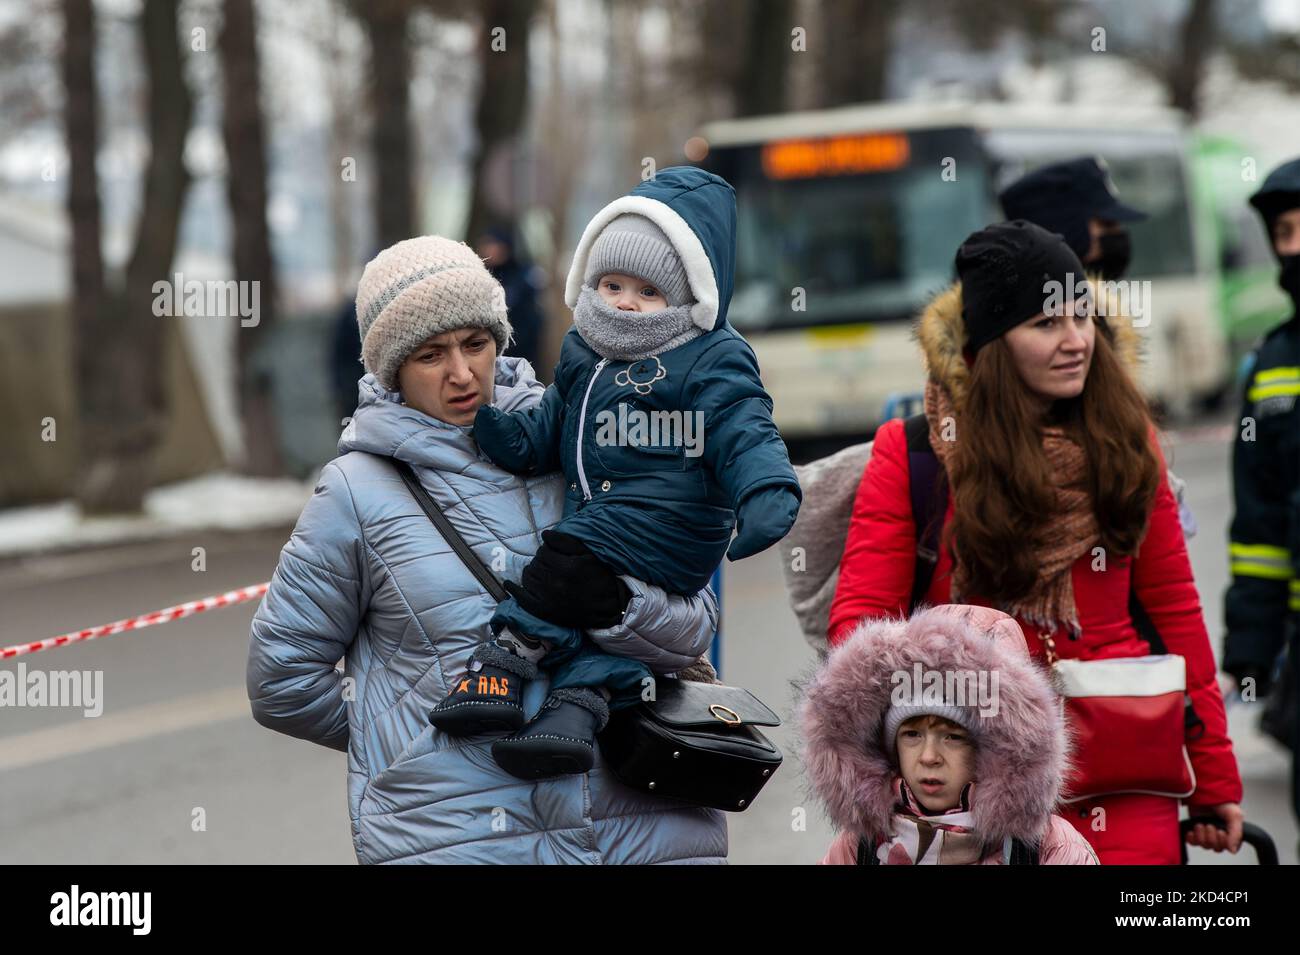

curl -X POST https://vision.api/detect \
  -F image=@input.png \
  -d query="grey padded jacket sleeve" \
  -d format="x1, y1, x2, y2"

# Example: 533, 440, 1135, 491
588, 576, 720, 673
246, 463, 369, 752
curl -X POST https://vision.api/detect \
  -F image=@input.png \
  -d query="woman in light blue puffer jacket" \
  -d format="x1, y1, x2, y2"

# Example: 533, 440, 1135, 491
246, 237, 727, 864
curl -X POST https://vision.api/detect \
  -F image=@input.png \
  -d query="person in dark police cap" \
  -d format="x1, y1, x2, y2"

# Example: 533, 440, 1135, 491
999, 156, 1147, 280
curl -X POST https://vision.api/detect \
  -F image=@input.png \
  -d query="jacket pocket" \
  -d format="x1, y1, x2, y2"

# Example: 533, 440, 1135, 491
361, 723, 436, 808
360, 726, 509, 815
590, 399, 692, 475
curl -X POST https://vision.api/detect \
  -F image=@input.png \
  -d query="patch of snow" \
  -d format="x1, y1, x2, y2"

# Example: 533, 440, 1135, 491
0, 471, 317, 558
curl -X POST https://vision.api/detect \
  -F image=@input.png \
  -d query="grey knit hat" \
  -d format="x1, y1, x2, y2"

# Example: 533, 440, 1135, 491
583, 214, 692, 306
883, 700, 980, 755
355, 236, 511, 391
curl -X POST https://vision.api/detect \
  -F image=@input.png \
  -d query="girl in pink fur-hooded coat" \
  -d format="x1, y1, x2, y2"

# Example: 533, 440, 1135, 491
799, 604, 1098, 865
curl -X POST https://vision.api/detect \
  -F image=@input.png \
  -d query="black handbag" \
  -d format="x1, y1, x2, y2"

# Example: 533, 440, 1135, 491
598, 677, 784, 812
389, 456, 784, 811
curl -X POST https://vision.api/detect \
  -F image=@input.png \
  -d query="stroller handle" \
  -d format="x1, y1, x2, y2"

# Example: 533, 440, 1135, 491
1179, 815, 1278, 865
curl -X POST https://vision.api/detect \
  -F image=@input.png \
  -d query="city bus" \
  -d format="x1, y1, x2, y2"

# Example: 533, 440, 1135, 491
696, 101, 1234, 442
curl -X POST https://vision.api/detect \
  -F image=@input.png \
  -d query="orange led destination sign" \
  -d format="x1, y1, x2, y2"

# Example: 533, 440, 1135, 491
761, 132, 911, 180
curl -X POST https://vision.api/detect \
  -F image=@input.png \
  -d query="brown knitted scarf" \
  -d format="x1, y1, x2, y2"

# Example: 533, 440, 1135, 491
923, 379, 1096, 637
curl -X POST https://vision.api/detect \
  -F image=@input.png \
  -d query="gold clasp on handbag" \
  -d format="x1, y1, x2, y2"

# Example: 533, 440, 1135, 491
709, 704, 741, 726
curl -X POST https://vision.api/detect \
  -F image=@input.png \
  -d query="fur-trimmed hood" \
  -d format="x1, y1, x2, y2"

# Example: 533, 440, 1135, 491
796, 604, 1070, 848
565, 166, 736, 333
915, 279, 1145, 412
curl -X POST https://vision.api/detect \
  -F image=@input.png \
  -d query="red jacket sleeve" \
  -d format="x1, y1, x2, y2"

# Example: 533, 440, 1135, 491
1131, 437, 1243, 809
828, 419, 915, 646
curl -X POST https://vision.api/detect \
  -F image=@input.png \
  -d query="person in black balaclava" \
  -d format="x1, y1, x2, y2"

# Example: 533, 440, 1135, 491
1223, 157, 1300, 838
999, 156, 1147, 280
1249, 160, 1300, 311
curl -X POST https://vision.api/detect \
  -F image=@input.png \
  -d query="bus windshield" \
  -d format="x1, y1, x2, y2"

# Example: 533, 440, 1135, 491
1110, 154, 1198, 277
705, 127, 989, 333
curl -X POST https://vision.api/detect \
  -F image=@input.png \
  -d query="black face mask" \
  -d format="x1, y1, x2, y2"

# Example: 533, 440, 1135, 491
1092, 230, 1132, 280
1279, 253, 1300, 310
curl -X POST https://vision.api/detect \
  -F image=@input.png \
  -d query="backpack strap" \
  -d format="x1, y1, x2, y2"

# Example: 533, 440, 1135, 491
856, 835, 879, 865
1003, 836, 1041, 865
904, 413, 948, 613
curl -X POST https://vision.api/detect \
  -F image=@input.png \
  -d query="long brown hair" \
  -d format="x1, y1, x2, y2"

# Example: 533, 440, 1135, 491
944, 321, 1163, 603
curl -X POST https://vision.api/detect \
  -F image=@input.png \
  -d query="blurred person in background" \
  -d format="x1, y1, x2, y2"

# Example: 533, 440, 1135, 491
1223, 158, 1300, 838
331, 292, 365, 426
477, 224, 546, 374
999, 156, 1147, 281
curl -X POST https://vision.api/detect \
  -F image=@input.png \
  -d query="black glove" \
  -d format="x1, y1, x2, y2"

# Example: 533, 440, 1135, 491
506, 531, 631, 629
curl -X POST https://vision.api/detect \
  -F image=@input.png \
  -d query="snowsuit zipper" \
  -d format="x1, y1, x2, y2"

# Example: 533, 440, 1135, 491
575, 358, 608, 504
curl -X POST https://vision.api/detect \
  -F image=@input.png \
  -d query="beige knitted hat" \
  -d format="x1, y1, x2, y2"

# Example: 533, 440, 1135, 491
355, 236, 512, 391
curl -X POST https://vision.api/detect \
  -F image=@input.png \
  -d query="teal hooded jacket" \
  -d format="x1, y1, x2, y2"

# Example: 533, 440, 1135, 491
475, 167, 801, 593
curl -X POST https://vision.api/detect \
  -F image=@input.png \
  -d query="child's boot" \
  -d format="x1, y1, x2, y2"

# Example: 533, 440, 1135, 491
428, 640, 538, 736
491, 688, 610, 779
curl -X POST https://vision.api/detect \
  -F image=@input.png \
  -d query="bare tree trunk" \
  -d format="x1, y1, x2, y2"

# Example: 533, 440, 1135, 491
534, 0, 584, 375
607, 0, 652, 170
465, 0, 535, 244
221, 0, 281, 476
63, 0, 107, 474
1168, 0, 1217, 117
328, 0, 358, 301
818, 0, 899, 107
71, 0, 193, 513
360, 0, 414, 248
735, 0, 793, 116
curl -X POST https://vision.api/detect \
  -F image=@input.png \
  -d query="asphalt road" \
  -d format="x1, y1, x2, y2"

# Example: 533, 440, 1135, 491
0, 425, 1295, 865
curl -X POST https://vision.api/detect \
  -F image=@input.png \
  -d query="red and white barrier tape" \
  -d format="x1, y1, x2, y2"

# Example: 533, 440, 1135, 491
1, 582, 270, 660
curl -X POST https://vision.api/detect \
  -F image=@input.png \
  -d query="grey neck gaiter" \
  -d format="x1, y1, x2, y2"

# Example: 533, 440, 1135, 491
572, 285, 704, 361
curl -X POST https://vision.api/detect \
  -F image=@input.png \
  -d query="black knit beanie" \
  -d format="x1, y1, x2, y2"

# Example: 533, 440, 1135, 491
954, 220, 1088, 355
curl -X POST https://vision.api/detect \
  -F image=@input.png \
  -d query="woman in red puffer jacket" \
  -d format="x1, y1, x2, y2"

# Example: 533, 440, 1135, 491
829, 221, 1244, 864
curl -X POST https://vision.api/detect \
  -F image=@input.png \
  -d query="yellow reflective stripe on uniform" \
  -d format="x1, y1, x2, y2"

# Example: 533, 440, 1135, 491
1230, 543, 1291, 560
1230, 542, 1293, 579
1253, 366, 1300, 383
1232, 562, 1293, 579
1291, 577, 1300, 610
1247, 381, 1300, 401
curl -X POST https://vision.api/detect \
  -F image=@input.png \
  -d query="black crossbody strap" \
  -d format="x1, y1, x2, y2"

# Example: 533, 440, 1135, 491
390, 458, 510, 603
